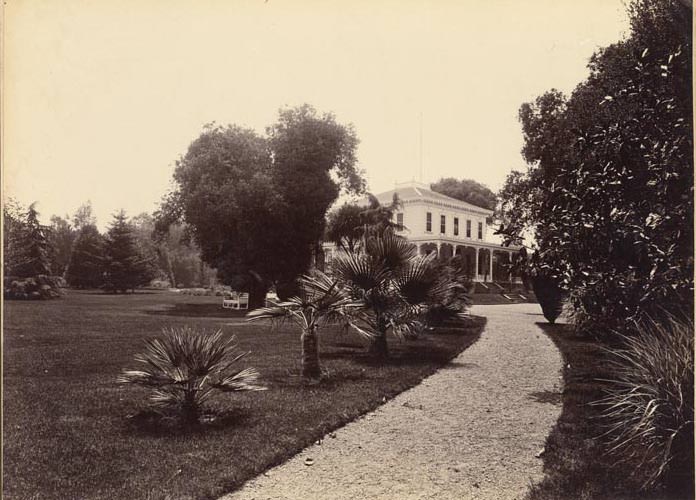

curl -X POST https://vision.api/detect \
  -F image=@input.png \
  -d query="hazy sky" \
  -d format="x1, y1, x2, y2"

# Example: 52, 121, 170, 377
4, 0, 630, 229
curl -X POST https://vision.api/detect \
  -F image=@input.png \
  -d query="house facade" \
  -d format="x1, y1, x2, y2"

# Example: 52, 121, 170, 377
324, 180, 522, 283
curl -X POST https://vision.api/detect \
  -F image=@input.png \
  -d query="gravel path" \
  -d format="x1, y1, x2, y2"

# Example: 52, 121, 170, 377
220, 303, 563, 500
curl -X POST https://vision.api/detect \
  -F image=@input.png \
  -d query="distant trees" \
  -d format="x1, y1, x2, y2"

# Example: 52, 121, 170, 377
103, 211, 157, 293
158, 105, 364, 307
3, 198, 212, 292
3, 202, 64, 300
9, 203, 52, 278
3, 199, 27, 277
66, 224, 105, 288
48, 215, 77, 277
155, 223, 214, 288
430, 178, 497, 211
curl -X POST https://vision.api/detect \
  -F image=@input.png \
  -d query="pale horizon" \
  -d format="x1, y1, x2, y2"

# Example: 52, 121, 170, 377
4, 0, 630, 230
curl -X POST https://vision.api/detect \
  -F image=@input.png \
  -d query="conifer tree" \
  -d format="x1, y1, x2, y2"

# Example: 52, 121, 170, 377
103, 211, 156, 292
66, 224, 105, 288
12, 203, 52, 278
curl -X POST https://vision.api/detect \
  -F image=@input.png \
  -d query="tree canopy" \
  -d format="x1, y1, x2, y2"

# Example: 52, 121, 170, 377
430, 178, 497, 211
498, 0, 693, 334
157, 105, 364, 306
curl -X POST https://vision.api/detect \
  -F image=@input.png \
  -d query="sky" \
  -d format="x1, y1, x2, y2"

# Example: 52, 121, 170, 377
4, 0, 630, 230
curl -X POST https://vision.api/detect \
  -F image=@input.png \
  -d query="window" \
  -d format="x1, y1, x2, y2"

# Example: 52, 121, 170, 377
440, 215, 446, 234
454, 217, 459, 236
466, 220, 471, 238
396, 212, 403, 228
426, 212, 432, 232
478, 222, 483, 239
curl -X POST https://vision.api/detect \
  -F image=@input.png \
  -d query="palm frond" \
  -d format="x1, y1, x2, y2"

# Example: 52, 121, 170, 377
118, 326, 266, 421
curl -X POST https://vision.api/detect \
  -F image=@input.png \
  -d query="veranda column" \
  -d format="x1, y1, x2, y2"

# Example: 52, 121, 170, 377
489, 250, 494, 282
475, 248, 479, 281
436, 242, 441, 258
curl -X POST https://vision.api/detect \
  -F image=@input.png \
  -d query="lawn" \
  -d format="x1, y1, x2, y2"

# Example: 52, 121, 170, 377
3, 290, 484, 500
528, 323, 694, 500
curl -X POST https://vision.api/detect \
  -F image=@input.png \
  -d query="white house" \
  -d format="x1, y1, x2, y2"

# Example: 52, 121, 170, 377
324, 180, 522, 283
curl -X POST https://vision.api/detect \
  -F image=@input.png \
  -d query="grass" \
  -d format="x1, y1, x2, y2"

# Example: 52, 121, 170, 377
3, 290, 484, 500
527, 323, 695, 500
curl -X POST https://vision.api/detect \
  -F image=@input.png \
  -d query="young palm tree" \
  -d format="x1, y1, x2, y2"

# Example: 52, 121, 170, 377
332, 229, 464, 359
246, 270, 363, 379
118, 326, 266, 424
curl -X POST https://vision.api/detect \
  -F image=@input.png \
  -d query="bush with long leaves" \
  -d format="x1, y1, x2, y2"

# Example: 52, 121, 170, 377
332, 229, 469, 358
118, 326, 266, 424
247, 270, 363, 379
595, 315, 694, 489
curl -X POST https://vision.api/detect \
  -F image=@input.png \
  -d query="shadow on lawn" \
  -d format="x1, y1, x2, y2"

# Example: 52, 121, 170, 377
125, 408, 252, 437
144, 303, 248, 318
321, 344, 456, 367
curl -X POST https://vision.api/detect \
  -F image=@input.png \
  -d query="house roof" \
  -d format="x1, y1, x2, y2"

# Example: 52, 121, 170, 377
372, 181, 494, 215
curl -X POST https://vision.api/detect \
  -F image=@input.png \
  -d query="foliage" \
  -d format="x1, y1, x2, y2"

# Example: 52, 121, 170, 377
422, 258, 472, 327
103, 211, 157, 292
4, 275, 63, 300
9, 203, 53, 278
3, 198, 27, 277
158, 105, 364, 308
326, 204, 365, 253
118, 326, 266, 424
430, 177, 498, 211
498, 0, 693, 335
66, 224, 105, 288
72, 201, 97, 231
595, 315, 694, 489
247, 270, 361, 378
155, 223, 215, 288
332, 229, 467, 358
48, 215, 77, 277
325, 193, 402, 253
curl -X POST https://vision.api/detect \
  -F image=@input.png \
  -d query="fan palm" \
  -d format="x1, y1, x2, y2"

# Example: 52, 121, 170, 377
246, 270, 363, 379
332, 229, 464, 359
118, 326, 266, 424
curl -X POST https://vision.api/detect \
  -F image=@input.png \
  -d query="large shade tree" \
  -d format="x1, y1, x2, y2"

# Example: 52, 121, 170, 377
498, 0, 693, 335
157, 105, 364, 307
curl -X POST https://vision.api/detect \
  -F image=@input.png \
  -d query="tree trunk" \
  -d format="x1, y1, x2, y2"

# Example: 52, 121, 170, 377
248, 284, 269, 310
368, 331, 389, 359
301, 327, 321, 379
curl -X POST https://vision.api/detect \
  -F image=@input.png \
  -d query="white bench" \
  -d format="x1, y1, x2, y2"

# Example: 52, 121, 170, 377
222, 293, 249, 310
